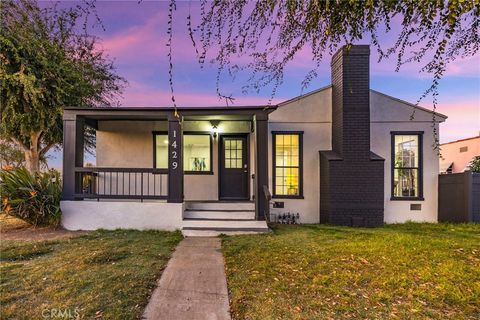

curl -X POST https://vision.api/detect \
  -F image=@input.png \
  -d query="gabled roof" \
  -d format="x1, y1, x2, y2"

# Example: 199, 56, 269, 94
370, 90, 448, 119
278, 85, 448, 120
277, 85, 332, 107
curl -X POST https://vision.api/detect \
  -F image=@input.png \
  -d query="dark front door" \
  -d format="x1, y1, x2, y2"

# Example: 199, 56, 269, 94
219, 135, 249, 200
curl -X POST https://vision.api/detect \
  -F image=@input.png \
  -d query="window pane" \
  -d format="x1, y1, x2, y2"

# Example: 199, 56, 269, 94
155, 135, 168, 169
224, 139, 243, 168
290, 134, 299, 145
291, 156, 299, 167
276, 155, 284, 167
393, 168, 418, 197
275, 186, 284, 195
275, 135, 284, 147
394, 135, 418, 168
184, 135, 211, 171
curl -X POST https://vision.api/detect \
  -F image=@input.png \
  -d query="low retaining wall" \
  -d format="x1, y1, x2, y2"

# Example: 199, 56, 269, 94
60, 200, 184, 231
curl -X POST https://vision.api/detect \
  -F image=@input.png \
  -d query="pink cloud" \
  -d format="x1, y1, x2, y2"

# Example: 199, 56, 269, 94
445, 55, 480, 76
437, 99, 480, 143
122, 81, 283, 107
97, 9, 199, 64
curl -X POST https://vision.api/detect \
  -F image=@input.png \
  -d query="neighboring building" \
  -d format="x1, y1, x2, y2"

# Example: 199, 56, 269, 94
440, 136, 480, 173
60, 45, 447, 235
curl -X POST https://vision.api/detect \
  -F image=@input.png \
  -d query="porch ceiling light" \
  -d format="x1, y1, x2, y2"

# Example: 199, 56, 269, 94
210, 120, 221, 138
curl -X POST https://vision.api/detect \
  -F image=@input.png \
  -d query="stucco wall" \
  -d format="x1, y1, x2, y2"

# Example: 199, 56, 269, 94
96, 120, 253, 201
440, 136, 480, 173
61, 200, 184, 231
268, 87, 332, 224
370, 90, 444, 223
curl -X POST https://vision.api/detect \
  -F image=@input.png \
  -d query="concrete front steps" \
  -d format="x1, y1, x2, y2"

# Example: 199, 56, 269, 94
182, 201, 269, 236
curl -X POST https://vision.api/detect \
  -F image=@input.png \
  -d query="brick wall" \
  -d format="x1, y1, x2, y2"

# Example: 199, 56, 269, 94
320, 45, 385, 227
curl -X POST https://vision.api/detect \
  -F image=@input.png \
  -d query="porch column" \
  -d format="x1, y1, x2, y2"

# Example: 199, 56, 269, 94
167, 114, 184, 203
254, 114, 269, 221
62, 115, 84, 200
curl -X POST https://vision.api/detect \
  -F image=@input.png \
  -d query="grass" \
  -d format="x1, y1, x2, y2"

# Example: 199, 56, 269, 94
0, 229, 183, 319
222, 223, 480, 319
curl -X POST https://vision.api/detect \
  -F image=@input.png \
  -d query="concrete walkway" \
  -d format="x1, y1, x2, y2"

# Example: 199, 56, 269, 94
143, 237, 231, 320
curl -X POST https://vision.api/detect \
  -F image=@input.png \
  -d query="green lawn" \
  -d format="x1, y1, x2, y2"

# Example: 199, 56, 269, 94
0, 229, 182, 319
222, 223, 480, 320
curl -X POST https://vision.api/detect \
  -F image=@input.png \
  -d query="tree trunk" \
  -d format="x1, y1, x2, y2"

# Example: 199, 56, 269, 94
10, 131, 46, 173
25, 150, 40, 173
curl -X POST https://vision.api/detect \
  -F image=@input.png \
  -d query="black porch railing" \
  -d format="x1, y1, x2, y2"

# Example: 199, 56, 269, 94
74, 167, 168, 200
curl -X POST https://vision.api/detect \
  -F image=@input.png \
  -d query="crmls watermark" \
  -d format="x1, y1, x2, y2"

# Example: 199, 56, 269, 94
41, 308, 80, 319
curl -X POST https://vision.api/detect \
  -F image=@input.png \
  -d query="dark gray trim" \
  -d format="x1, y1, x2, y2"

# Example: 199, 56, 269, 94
390, 131, 424, 201
63, 107, 276, 122
271, 131, 304, 199
75, 167, 168, 173
62, 117, 85, 200
167, 116, 183, 203
65, 106, 276, 111
254, 117, 269, 221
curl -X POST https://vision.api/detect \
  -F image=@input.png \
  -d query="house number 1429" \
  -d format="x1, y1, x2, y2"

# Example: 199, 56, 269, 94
171, 130, 178, 170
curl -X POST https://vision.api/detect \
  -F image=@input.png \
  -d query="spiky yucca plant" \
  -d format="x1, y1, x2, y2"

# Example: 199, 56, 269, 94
0, 167, 61, 226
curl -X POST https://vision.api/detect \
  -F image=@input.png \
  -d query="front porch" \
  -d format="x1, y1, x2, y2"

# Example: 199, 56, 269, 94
61, 106, 275, 234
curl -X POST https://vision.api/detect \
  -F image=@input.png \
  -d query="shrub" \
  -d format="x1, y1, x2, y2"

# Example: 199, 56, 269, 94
468, 156, 480, 173
0, 167, 61, 227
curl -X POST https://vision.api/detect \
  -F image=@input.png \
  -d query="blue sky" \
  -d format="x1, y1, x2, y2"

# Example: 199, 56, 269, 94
46, 1, 480, 169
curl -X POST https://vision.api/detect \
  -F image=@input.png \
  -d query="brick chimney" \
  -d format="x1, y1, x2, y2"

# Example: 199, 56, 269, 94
320, 45, 385, 227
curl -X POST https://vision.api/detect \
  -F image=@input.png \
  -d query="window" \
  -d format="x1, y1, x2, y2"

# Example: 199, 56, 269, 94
391, 132, 423, 200
154, 132, 212, 173
272, 132, 303, 198
224, 139, 243, 168
155, 134, 168, 169
183, 134, 211, 172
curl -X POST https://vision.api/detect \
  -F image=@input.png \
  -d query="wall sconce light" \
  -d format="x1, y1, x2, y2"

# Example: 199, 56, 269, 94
210, 120, 220, 138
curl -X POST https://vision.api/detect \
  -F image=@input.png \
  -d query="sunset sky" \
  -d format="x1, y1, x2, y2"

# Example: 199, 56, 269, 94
46, 1, 479, 168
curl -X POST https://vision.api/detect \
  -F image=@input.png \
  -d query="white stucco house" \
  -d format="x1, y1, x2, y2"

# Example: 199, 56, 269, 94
60, 45, 447, 235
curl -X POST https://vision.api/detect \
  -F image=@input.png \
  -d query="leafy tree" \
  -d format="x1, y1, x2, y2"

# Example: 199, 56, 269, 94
469, 156, 480, 173
0, 0, 125, 173
0, 140, 48, 169
169, 1, 479, 121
